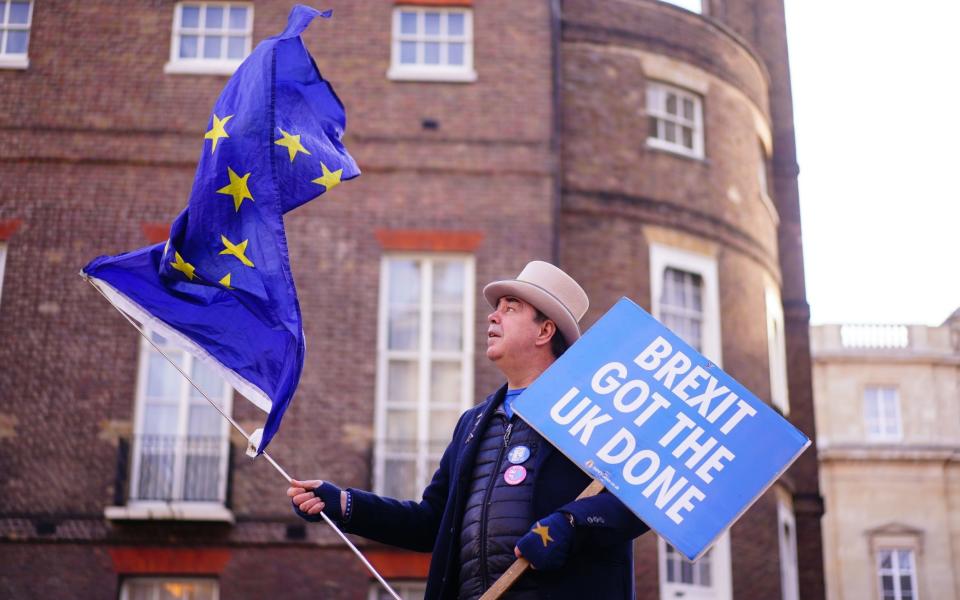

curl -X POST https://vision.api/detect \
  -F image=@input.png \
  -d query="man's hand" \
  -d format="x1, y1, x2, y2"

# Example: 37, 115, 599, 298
287, 479, 345, 522
288, 479, 326, 515
513, 512, 575, 570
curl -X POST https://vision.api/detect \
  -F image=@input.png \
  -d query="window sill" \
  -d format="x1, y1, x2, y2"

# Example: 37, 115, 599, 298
0, 55, 28, 70
105, 502, 235, 523
387, 66, 477, 83
645, 138, 706, 162
164, 60, 242, 76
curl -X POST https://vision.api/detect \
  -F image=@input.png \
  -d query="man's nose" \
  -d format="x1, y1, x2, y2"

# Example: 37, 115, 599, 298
488, 310, 500, 323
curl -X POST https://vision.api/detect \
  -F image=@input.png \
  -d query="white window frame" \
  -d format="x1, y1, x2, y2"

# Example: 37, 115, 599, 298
387, 6, 477, 83
0, 0, 33, 69
120, 330, 233, 519
165, 2, 254, 75
374, 253, 476, 499
777, 491, 800, 600
368, 581, 427, 600
649, 243, 721, 364
0, 242, 7, 309
120, 577, 219, 600
659, 0, 704, 14
864, 385, 902, 441
647, 81, 705, 159
650, 242, 730, 600
765, 281, 790, 415
876, 548, 919, 600
658, 533, 732, 600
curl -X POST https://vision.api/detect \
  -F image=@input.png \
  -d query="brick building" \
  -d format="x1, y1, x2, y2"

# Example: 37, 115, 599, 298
0, 1, 823, 598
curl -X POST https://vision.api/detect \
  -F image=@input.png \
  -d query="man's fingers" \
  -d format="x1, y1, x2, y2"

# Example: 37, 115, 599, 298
287, 486, 307, 497
293, 491, 316, 505
514, 546, 522, 559
300, 497, 322, 512
307, 501, 325, 515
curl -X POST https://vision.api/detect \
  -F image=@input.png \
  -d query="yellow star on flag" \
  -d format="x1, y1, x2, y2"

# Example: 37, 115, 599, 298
204, 113, 233, 154
219, 273, 233, 289
274, 128, 312, 162
532, 522, 554, 547
170, 251, 196, 281
219, 234, 255, 267
217, 166, 254, 212
312, 162, 343, 192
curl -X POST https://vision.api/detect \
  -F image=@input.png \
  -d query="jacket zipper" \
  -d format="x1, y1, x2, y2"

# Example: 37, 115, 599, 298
480, 419, 513, 591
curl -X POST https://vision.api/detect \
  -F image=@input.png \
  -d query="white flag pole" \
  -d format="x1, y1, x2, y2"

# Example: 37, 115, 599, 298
85, 276, 402, 600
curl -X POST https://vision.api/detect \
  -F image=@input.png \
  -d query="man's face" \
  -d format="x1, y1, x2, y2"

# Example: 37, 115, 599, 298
486, 296, 543, 364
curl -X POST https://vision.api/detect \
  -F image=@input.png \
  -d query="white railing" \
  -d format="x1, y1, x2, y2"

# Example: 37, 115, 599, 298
839, 324, 909, 349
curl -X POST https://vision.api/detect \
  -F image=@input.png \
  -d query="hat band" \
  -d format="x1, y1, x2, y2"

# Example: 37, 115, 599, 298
516, 278, 579, 332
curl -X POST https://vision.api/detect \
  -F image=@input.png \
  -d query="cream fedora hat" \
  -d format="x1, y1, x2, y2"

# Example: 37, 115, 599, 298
482, 261, 589, 343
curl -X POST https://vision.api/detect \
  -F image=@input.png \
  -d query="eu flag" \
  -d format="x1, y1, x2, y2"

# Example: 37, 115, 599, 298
82, 6, 359, 453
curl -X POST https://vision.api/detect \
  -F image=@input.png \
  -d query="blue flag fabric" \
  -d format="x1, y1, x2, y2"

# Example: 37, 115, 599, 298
82, 6, 359, 453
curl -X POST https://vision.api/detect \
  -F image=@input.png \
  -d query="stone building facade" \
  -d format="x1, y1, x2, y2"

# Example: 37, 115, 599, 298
0, 1, 823, 598
812, 312, 960, 600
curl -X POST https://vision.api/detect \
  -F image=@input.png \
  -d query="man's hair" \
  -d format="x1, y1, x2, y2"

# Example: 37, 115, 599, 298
533, 309, 569, 358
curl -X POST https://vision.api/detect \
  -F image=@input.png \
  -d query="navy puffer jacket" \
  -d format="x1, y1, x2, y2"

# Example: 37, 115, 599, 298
458, 409, 541, 599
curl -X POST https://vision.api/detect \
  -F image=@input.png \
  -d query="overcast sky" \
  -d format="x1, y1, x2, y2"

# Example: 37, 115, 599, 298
785, 1, 960, 326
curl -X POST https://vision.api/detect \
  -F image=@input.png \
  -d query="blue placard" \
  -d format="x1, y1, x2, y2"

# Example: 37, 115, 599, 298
512, 297, 810, 560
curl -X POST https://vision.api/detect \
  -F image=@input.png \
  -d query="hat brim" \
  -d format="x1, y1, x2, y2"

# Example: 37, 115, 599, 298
483, 280, 582, 343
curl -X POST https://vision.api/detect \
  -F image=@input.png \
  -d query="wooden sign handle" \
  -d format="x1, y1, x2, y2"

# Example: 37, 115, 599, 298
479, 479, 606, 600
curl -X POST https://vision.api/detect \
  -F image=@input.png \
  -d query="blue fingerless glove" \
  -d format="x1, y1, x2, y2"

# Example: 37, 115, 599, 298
515, 511, 575, 570
292, 481, 343, 523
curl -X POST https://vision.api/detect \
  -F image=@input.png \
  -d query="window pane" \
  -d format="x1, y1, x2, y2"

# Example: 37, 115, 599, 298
143, 403, 178, 436
203, 35, 222, 59
448, 13, 465, 36
5, 30, 27, 54
387, 360, 419, 405
187, 404, 220, 437
205, 5, 224, 28
180, 34, 198, 58
125, 581, 153, 600
879, 550, 892, 569
429, 409, 459, 446
227, 35, 245, 59
432, 260, 464, 304
389, 260, 421, 305
666, 93, 678, 115
897, 550, 912, 567
664, 121, 676, 143
386, 408, 417, 443
683, 97, 694, 120
147, 353, 182, 399
682, 126, 694, 149
424, 42, 440, 65
430, 361, 461, 405
432, 310, 462, 350
649, 116, 660, 139
384, 458, 416, 499
400, 41, 417, 64
189, 360, 224, 403
229, 6, 248, 30
880, 575, 894, 591
181, 5, 200, 28
424, 12, 441, 35
680, 559, 693, 583
9, 1, 30, 24
448, 42, 464, 65
399, 11, 418, 35
900, 576, 913, 594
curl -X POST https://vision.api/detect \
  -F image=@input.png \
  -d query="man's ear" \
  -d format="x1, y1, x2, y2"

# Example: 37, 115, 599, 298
535, 319, 557, 348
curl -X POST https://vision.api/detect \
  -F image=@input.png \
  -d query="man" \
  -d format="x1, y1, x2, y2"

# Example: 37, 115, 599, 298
289, 261, 649, 599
